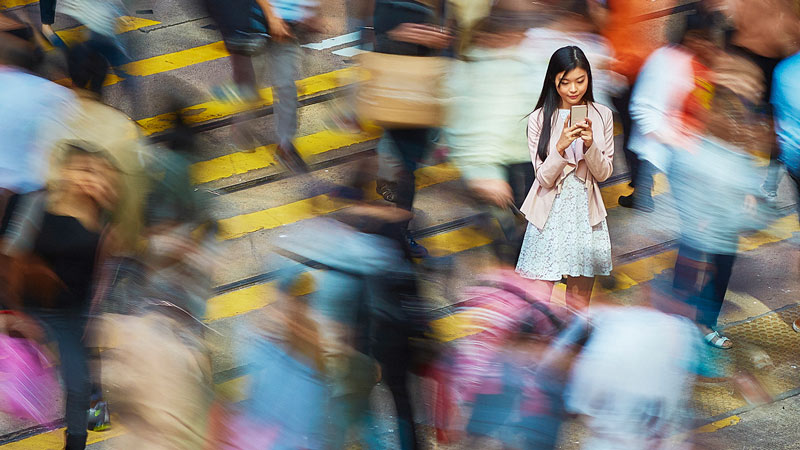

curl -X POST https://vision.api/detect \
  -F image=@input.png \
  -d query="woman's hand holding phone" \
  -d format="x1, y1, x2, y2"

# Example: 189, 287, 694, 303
557, 115, 583, 156
579, 118, 593, 151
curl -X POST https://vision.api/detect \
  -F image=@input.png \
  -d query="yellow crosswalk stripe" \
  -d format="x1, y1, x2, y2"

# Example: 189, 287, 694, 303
138, 66, 360, 136
0, 0, 36, 9
191, 120, 378, 185
0, 424, 126, 449
216, 162, 460, 240
103, 40, 229, 87
57, 16, 160, 47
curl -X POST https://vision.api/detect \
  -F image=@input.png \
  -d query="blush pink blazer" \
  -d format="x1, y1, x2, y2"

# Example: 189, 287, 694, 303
519, 103, 615, 230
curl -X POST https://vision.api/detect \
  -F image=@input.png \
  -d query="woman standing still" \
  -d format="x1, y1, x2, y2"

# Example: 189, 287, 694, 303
516, 46, 615, 310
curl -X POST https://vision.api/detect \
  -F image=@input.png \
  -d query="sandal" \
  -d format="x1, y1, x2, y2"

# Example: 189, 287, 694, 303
704, 331, 733, 349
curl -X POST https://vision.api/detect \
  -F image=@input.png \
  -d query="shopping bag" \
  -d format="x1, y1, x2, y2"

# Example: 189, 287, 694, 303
356, 52, 450, 128
0, 333, 60, 424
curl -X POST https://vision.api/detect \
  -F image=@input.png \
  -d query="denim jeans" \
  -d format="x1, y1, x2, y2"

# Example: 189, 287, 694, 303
31, 308, 90, 447
265, 37, 302, 147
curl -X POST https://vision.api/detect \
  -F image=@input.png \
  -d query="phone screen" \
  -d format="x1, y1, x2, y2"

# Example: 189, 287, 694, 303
570, 105, 588, 127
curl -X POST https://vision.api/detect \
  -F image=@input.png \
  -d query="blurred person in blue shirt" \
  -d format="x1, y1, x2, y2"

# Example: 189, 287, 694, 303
771, 50, 800, 222
0, 34, 76, 234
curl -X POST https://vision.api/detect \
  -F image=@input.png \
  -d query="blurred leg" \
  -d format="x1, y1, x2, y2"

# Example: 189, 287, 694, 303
40, 0, 56, 25
612, 87, 636, 186
35, 310, 90, 448
530, 280, 556, 303
267, 38, 302, 147
565, 276, 594, 310
788, 170, 800, 224
672, 243, 702, 294
371, 320, 419, 450
696, 253, 736, 329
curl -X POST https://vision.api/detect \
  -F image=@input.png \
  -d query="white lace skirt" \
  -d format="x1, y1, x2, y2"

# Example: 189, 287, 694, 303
516, 173, 612, 281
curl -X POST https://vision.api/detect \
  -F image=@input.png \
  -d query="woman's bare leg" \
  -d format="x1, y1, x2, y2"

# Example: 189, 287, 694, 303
565, 276, 595, 310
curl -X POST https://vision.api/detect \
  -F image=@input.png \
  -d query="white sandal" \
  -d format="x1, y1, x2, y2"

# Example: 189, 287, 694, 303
704, 331, 732, 349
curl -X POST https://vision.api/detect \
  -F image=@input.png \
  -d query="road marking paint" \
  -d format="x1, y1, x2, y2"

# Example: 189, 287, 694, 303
694, 415, 741, 433
216, 163, 460, 240
0, 424, 126, 449
138, 67, 361, 135
191, 122, 381, 185
303, 31, 360, 50
332, 46, 366, 58
602, 173, 668, 209
56, 16, 160, 47
0, 0, 35, 9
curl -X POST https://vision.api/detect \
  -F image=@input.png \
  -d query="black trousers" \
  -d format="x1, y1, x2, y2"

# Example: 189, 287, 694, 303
386, 128, 432, 212
40, 0, 57, 25
31, 308, 91, 448
672, 245, 737, 329
612, 85, 637, 187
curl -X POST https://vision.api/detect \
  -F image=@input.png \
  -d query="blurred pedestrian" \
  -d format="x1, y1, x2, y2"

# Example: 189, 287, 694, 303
558, 304, 702, 449
2, 141, 122, 450
624, 9, 719, 212
442, 0, 547, 261
371, 0, 453, 258
432, 245, 570, 449
0, 35, 76, 235
516, 46, 615, 310
669, 80, 769, 349
721, 0, 800, 203
253, 0, 322, 173
601, 0, 662, 206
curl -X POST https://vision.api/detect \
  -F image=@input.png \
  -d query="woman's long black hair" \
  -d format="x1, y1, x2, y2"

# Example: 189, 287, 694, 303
533, 46, 595, 162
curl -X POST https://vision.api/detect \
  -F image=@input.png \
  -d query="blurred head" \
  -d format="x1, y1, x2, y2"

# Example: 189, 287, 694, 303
677, 6, 723, 63
51, 141, 120, 212
534, 46, 595, 161
476, 0, 543, 34
0, 32, 40, 71
67, 44, 110, 95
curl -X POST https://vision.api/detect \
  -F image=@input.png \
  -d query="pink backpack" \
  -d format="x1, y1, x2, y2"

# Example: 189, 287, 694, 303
0, 332, 60, 425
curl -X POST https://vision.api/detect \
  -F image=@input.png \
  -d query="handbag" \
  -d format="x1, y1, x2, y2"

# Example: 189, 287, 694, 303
356, 51, 450, 128
0, 311, 60, 425
0, 192, 65, 309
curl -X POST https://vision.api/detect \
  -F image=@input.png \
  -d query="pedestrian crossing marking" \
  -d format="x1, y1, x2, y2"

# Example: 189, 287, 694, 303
107, 40, 229, 86
137, 67, 361, 135
0, 424, 126, 449
57, 16, 160, 47
190, 122, 380, 185
216, 163, 460, 240
0, 0, 36, 10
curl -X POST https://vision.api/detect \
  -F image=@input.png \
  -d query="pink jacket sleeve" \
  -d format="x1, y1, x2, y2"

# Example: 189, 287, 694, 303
529, 110, 569, 189
583, 108, 615, 183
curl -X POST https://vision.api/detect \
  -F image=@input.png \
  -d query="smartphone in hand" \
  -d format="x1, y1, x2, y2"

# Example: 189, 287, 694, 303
570, 104, 588, 128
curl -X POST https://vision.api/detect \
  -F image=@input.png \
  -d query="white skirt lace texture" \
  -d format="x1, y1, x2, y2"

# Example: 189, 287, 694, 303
516, 172, 612, 281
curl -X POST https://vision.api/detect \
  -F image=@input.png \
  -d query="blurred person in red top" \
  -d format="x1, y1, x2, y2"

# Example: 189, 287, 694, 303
600, 0, 662, 206
623, 5, 721, 212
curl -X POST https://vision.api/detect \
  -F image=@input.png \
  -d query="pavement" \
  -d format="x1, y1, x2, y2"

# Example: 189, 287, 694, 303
1, 0, 799, 449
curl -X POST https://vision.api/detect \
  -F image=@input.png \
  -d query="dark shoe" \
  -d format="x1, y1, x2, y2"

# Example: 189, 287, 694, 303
65, 432, 87, 450
404, 233, 428, 258
376, 179, 398, 203
618, 194, 654, 212
276, 142, 308, 174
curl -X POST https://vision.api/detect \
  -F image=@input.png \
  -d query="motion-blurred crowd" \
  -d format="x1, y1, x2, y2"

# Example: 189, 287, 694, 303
1, 0, 799, 449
